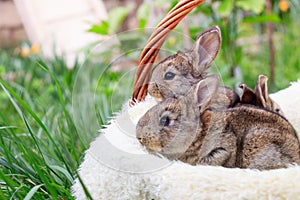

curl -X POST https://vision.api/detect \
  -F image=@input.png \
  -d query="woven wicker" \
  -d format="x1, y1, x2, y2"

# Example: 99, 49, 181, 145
131, 0, 205, 104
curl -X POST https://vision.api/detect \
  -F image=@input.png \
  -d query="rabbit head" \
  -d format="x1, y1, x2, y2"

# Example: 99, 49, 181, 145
240, 74, 284, 115
136, 75, 220, 160
148, 26, 222, 101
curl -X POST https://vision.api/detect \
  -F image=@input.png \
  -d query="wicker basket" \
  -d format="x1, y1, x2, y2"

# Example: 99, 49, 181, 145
72, 1, 300, 199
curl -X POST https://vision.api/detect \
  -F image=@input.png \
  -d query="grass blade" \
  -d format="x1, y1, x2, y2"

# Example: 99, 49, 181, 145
0, 79, 59, 151
24, 184, 44, 200
49, 165, 74, 183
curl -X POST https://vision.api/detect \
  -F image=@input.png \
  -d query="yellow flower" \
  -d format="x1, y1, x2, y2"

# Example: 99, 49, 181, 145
168, 36, 176, 46
31, 44, 40, 54
21, 47, 30, 58
279, 0, 289, 12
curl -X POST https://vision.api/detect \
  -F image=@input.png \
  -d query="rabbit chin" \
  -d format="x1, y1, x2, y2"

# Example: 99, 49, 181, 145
159, 143, 192, 160
145, 142, 191, 161
145, 144, 162, 152
148, 90, 164, 102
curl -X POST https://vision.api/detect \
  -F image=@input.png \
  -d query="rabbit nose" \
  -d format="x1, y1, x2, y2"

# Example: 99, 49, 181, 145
136, 130, 144, 142
137, 136, 145, 144
148, 82, 164, 101
148, 82, 158, 92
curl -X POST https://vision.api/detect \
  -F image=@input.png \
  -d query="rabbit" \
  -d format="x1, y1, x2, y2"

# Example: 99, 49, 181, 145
136, 75, 300, 170
148, 26, 239, 110
239, 74, 284, 116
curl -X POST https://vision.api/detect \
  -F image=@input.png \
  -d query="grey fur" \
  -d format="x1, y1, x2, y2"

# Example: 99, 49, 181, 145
239, 74, 284, 115
148, 26, 239, 109
137, 75, 300, 170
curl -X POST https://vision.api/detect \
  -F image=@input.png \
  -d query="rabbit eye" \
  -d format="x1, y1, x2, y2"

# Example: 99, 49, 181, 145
164, 72, 175, 80
160, 116, 170, 126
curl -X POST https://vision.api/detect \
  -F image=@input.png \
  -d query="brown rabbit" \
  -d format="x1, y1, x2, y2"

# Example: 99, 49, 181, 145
239, 74, 284, 115
136, 75, 300, 170
148, 26, 239, 109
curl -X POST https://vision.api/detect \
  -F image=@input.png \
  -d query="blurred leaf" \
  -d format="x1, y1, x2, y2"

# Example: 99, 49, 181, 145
88, 21, 109, 35
243, 14, 281, 23
154, 0, 174, 9
0, 65, 5, 76
218, 0, 233, 17
194, 4, 213, 16
234, 46, 243, 64
108, 4, 134, 34
137, 3, 150, 29
236, 0, 266, 14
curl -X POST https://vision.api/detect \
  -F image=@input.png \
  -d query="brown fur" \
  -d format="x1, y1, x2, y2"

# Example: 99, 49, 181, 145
148, 26, 239, 109
136, 75, 300, 170
239, 74, 284, 115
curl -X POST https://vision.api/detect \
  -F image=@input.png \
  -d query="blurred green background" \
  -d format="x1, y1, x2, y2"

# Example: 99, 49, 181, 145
0, 0, 299, 199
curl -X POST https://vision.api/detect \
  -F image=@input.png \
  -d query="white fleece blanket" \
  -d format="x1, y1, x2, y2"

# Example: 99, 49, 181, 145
72, 80, 300, 200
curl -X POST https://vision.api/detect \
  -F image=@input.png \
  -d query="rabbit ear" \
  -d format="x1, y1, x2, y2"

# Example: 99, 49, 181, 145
239, 83, 256, 104
255, 75, 269, 108
195, 74, 220, 110
192, 26, 221, 76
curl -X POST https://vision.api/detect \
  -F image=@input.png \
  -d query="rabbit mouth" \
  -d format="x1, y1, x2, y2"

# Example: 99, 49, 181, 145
148, 83, 164, 101
137, 136, 163, 152
148, 82, 175, 101
145, 143, 162, 152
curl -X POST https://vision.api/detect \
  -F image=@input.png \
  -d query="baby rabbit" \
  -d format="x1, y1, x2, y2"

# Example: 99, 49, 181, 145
137, 75, 300, 170
148, 26, 239, 109
239, 74, 284, 115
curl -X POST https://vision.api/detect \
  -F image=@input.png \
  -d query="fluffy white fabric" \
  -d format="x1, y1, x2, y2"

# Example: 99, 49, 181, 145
270, 79, 300, 133
72, 80, 300, 200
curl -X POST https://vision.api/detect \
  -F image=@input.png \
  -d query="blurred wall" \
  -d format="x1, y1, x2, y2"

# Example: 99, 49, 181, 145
0, 0, 27, 48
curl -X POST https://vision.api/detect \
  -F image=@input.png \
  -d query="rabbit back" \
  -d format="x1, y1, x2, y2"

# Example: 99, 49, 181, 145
228, 106, 300, 170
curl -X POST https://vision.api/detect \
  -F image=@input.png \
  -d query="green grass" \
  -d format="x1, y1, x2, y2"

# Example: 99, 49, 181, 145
0, 52, 81, 199
0, 49, 132, 199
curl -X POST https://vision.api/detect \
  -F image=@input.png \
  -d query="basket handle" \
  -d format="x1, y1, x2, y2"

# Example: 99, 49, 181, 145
131, 0, 205, 105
